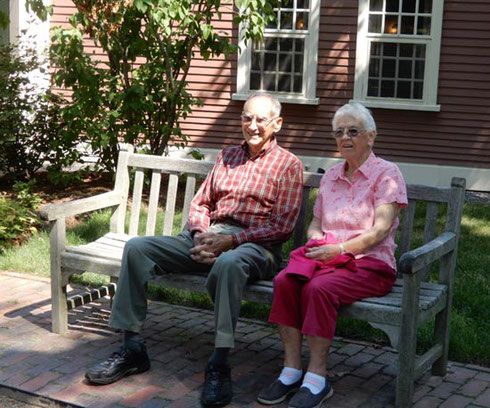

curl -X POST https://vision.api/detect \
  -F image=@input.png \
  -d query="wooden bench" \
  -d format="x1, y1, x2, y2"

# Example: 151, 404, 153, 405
40, 145, 466, 408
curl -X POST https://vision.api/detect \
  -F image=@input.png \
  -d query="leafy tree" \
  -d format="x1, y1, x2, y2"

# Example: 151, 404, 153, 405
27, 0, 276, 173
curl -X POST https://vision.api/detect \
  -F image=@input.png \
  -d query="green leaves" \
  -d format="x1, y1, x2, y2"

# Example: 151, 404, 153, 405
23, 0, 273, 173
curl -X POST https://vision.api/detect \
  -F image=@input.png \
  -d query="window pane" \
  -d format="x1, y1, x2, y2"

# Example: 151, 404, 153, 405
415, 44, 425, 58
297, 0, 309, 9
369, 15, 382, 33
281, 0, 294, 10
413, 81, 423, 99
264, 53, 277, 71
295, 39, 304, 52
400, 43, 414, 57
414, 60, 425, 79
398, 60, 412, 78
294, 55, 303, 73
386, 0, 400, 12
296, 12, 308, 30
417, 16, 431, 35
396, 81, 411, 98
381, 80, 395, 97
264, 74, 276, 91
266, 11, 279, 29
368, 79, 380, 96
279, 38, 293, 51
369, 58, 380, 76
278, 74, 292, 92
265, 38, 278, 51
401, 16, 414, 34
293, 75, 302, 92
402, 0, 416, 13
251, 52, 262, 70
384, 15, 399, 34
280, 12, 293, 29
371, 42, 382, 56
250, 73, 261, 90
369, 0, 383, 11
419, 0, 432, 13
279, 54, 292, 72
383, 43, 397, 56
382, 59, 396, 77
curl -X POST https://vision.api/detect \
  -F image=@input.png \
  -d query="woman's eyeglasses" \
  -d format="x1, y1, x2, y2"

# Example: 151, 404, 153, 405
332, 128, 364, 139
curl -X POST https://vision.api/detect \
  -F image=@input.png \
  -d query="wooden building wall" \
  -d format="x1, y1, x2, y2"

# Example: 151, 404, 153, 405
51, 0, 490, 169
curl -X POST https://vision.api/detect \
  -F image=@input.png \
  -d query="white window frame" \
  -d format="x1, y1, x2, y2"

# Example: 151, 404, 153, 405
232, 0, 320, 105
353, 0, 444, 111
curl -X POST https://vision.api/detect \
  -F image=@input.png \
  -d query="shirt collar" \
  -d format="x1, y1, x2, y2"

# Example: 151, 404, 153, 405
330, 151, 377, 180
241, 137, 278, 160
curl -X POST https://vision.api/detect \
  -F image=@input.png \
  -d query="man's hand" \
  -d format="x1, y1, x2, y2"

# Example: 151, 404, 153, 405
190, 232, 234, 265
305, 244, 340, 263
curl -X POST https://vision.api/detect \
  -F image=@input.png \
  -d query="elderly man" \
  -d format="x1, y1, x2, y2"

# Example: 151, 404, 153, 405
85, 93, 304, 406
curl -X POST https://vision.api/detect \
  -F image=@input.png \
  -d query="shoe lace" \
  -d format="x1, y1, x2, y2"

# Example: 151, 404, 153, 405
105, 347, 129, 364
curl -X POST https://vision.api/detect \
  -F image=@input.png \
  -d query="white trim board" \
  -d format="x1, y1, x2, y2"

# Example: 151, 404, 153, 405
169, 146, 490, 192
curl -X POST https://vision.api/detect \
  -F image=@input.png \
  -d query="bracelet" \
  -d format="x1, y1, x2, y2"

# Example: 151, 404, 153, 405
338, 243, 346, 254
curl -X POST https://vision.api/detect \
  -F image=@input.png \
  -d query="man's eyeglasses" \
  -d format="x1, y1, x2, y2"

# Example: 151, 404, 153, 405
241, 114, 279, 128
332, 127, 364, 139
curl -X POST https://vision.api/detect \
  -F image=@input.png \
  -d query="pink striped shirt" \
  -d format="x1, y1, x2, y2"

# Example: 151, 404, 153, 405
188, 139, 304, 246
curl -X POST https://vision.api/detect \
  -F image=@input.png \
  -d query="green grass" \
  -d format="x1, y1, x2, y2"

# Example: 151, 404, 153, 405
1, 201, 489, 366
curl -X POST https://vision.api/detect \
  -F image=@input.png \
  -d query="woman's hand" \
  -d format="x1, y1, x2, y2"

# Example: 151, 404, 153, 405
305, 244, 340, 262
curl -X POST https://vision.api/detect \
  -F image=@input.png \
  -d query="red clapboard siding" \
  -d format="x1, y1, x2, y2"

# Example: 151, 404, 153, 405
50, 0, 490, 169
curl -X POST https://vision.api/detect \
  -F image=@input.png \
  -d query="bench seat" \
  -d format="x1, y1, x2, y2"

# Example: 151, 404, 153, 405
41, 146, 466, 408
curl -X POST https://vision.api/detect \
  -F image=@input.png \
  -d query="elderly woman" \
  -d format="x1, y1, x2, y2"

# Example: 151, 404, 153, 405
257, 102, 407, 408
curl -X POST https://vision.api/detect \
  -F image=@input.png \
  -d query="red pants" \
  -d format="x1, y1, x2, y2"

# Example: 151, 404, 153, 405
269, 256, 396, 340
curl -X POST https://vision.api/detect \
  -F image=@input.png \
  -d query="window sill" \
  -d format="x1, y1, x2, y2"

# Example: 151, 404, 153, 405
233, 93, 320, 106
351, 99, 441, 112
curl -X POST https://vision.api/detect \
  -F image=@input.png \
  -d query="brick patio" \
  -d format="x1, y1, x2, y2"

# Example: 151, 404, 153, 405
0, 271, 489, 408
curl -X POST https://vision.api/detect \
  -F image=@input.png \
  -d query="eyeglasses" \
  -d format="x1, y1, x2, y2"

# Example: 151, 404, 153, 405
241, 113, 279, 128
332, 127, 364, 139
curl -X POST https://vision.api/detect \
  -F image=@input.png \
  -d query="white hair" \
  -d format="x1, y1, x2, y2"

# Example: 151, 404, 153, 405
332, 102, 377, 133
243, 93, 282, 118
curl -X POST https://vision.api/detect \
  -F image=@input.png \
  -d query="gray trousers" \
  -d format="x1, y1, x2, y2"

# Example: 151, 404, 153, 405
109, 223, 280, 348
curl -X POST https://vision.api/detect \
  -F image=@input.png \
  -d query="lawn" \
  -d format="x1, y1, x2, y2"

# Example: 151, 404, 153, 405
1, 196, 489, 367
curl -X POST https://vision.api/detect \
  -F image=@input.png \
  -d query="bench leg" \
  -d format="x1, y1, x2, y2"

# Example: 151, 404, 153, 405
49, 218, 68, 334
51, 279, 68, 334
432, 307, 451, 376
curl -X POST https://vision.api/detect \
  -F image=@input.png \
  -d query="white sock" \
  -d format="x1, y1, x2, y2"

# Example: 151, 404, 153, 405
278, 367, 303, 386
302, 371, 326, 395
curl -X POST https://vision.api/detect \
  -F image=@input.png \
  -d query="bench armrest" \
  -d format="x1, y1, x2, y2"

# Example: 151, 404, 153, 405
398, 232, 457, 275
39, 191, 124, 221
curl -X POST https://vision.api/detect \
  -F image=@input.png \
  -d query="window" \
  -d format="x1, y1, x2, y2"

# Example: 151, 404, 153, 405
353, 0, 444, 111
233, 0, 320, 105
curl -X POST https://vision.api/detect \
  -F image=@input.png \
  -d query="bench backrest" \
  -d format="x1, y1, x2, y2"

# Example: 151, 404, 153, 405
111, 145, 465, 282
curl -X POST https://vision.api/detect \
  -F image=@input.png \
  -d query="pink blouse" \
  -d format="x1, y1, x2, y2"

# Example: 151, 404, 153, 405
313, 152, 407, 270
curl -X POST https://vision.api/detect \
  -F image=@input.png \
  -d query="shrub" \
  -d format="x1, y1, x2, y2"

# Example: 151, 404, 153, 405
0, 180, 41, 252
0, 32, 81, 183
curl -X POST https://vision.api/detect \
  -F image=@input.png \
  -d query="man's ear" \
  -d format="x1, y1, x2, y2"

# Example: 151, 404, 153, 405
273, 117, 283, 133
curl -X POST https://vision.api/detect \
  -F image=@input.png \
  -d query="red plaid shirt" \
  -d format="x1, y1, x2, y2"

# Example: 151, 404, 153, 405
188, 139, 304, 246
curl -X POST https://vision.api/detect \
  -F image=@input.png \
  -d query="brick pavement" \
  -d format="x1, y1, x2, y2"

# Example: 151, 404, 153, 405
0, 271, 489, 408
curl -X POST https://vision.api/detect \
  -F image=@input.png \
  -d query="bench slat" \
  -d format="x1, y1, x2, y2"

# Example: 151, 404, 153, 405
129, 169, 145, 236
146, 170, 162, 236
163, 173, 179, 236
182, 174, 197, 230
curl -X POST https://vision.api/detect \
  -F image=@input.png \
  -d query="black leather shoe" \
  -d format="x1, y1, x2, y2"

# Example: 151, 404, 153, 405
85, 346, 150, 385
201, 362, 233, 406
257, 377, 302, 405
